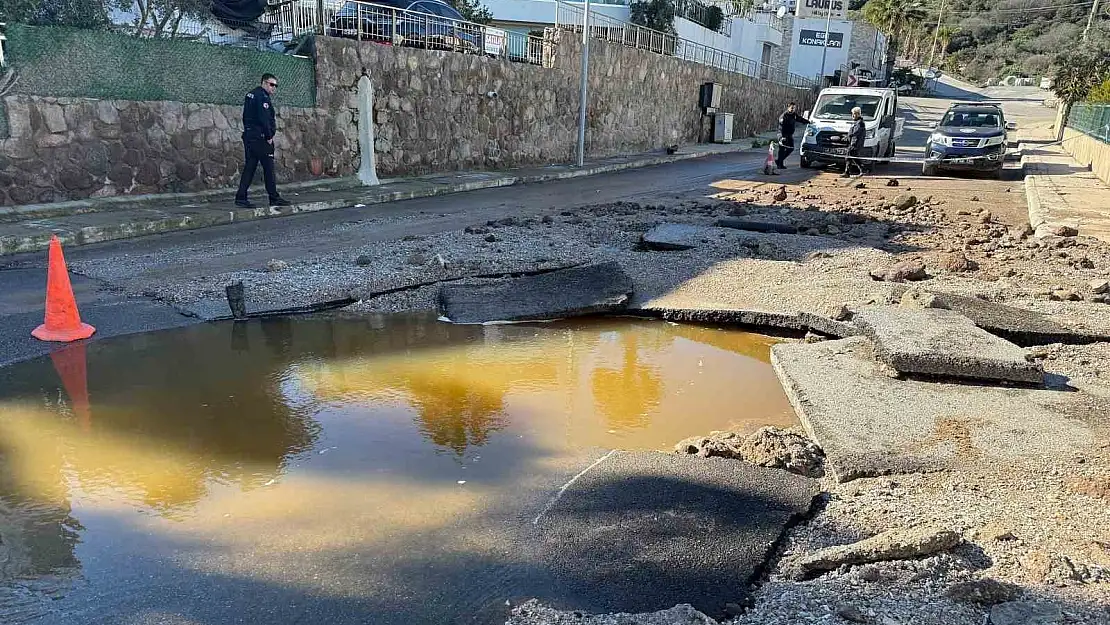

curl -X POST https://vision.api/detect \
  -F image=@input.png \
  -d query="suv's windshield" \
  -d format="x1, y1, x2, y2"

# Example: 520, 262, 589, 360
813, 94, 883, 120
940, 110, 1002, 128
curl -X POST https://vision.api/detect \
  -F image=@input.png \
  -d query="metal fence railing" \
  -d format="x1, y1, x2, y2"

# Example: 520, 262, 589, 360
673, 0, 732, 34
265, 0, 545, 65
553, 1, 815, 88
1068, 102, 1110, 143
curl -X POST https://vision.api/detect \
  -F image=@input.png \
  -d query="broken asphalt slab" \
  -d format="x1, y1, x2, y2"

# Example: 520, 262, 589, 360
715, 218, 800, 235
771, 337, 1103, 482
641, 224, 705, 251
897, 288, 1110, 345
852, 307, 1044, 384
634, 247, 900, 332
438, 262, 633, 324
527, 451, 818, 619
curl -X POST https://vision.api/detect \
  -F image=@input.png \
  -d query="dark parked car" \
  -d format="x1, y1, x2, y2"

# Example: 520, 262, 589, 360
325, 0, 481, 52
922, 102, 1016, 178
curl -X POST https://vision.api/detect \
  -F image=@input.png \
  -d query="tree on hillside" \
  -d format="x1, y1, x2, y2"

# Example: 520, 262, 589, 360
115, 0, 212, 38
862, 0, 927, 61
448, 0, 492, 24
1, 0, 109, 27
1051, 45, 1110, 140
630, 0, 676, 34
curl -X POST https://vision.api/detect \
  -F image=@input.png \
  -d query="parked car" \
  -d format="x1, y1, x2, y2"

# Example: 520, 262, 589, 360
798, 87, 905, 169
325, 0, 481, 53
922, 102, 1016, 178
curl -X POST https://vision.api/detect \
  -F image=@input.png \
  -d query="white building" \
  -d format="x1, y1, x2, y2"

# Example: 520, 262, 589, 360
483, 0, 886, 85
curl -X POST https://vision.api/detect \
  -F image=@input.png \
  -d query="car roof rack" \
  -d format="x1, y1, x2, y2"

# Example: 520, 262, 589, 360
949, 101, 1003, 108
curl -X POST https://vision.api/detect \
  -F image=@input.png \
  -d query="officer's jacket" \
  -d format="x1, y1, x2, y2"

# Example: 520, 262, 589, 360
242, 86, 276, 141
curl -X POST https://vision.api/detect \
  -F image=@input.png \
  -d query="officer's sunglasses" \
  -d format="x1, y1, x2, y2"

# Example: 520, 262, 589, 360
266, 81, 278, 88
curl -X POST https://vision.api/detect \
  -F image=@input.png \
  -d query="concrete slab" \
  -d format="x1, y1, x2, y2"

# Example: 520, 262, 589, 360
852, 307, 1044, 384
438, 262, 633, 324
918, 290, 1110, 345
771, 337, 1103, 482
529, 451, 817, 619
641, 224, 706, 251
635, 251, 900, 332
797, 311, 861, 338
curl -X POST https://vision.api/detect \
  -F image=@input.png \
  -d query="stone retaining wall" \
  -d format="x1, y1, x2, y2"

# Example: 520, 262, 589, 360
0, 32, 813, 206
0, 96, 355, 205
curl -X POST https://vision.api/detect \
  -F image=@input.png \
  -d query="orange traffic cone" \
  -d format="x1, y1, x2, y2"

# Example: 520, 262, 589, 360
32, 235, 96, 342
50, 342, 92, 432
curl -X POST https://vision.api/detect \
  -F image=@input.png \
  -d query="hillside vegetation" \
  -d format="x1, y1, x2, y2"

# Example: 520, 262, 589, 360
856, 0, 1109, 86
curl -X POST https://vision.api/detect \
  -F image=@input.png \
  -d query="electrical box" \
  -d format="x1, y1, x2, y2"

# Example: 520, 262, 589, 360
713, 113, 734, 143
699, 82, 722, 111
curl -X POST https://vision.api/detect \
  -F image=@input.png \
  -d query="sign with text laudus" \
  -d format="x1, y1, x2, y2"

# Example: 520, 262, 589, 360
796, 0, 847, 20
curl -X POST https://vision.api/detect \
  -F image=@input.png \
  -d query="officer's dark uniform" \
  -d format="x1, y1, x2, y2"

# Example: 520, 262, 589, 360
776, 110, 810, 168
235, 86, 282, 206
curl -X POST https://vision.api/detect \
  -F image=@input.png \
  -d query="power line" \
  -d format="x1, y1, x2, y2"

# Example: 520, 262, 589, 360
939, 1, 1095, 15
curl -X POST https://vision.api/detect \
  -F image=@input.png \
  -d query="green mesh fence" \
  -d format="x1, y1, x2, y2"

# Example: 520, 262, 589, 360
4, 24, 315, 107
0, 101, 8, 139
1068, 102, 1110, 143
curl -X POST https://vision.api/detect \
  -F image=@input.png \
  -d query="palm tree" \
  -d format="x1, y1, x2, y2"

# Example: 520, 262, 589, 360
863, 0, 927, 61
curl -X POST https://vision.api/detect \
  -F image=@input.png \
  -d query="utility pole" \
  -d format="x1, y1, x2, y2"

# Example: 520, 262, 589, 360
818, 0, 835, 86
1083, 0, 1101, 41
927, 0, 945, 70
576, 0, 592, 167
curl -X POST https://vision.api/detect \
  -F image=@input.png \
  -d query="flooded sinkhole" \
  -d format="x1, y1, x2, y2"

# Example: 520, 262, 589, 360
0, 314, 796, 624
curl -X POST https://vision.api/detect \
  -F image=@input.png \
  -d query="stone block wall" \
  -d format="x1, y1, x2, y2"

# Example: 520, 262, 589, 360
315, 36, 580, 175
316, 33, 814, 178
0, 31, 812, 206
0, 95, 355, 205
550, 32, 817, 153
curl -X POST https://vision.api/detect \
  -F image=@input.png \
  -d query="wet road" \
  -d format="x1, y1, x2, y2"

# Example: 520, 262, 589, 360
0, 315, 805, 624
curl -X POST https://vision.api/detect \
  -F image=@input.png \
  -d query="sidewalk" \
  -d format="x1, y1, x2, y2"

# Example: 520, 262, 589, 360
0, 137, 775, 256
1022, 139, 1110, 243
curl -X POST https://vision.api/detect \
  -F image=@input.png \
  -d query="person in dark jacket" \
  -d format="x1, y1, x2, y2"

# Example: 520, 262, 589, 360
235, 74, 290, 208
775, 102, 810, 169
841, 106, 866, 178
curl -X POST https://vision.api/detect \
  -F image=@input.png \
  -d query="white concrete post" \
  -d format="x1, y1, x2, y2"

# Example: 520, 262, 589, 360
357, 75, 380, 186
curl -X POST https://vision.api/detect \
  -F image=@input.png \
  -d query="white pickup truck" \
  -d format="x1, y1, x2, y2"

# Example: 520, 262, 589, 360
798, 87, 906, 169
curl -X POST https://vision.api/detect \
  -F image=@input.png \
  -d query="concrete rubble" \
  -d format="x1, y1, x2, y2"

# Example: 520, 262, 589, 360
506, 599, 719, 625
852, 307, 1044, 384
787, 523, 962, 579
674, 427, 825, 478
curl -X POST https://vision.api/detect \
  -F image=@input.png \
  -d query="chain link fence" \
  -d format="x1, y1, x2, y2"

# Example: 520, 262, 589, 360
2, 22, 314, 107
1069, 102, 1110, 143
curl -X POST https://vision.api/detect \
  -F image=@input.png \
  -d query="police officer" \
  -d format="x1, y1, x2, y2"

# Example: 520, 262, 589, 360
775, 102, 810, 169
235, 73, 290, 208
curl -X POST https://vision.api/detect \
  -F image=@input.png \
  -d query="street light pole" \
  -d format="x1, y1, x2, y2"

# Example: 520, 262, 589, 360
818, 0, 834, 87
1083, 0, 1101, 41
576, 0, 592, 167
927, 0, 945, 70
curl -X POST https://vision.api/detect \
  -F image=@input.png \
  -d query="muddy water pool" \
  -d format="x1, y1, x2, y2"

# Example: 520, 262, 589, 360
0, 314, 795, 624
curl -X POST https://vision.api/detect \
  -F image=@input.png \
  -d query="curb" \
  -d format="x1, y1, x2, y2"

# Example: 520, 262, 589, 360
0, 143, 761, 257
